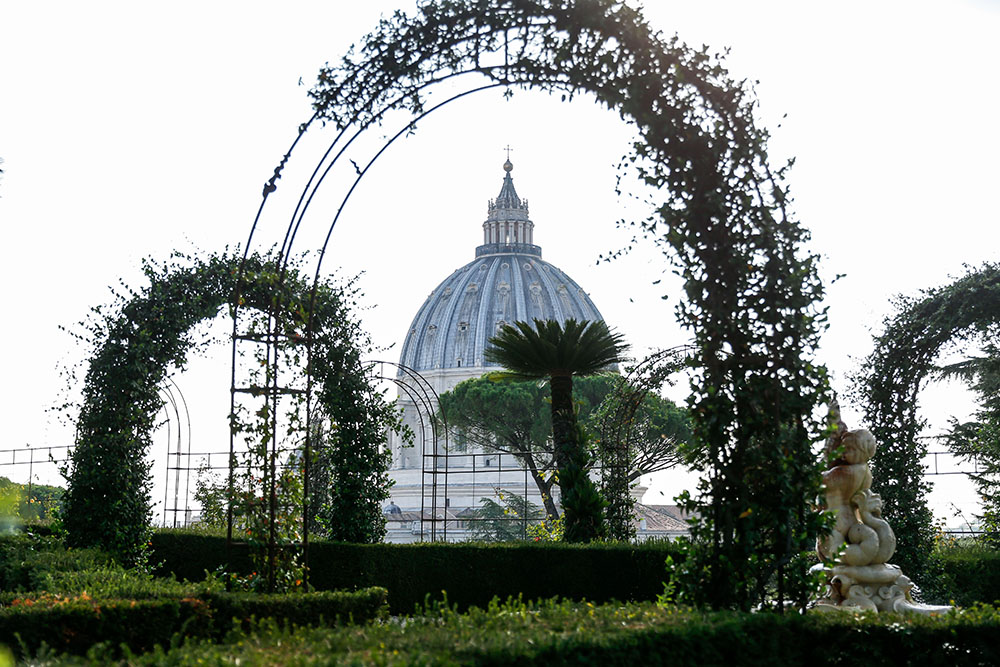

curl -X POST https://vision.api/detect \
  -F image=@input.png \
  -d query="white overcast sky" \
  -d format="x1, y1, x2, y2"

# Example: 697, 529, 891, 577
1, 1, 998, 524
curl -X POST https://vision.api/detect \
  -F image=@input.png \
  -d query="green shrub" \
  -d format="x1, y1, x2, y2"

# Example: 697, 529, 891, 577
152, 530, 1000, 612
2, 588, 387, 659
203, 589, 388, 630
0, 534, 111, 592
150, 530, 252, 584
52, 599, 1000, 666
37, 565, 220, 600
932, 541, 1000, 606
150, 531, 682, 613
0, 595, 210, 657
0, 532, 213, 601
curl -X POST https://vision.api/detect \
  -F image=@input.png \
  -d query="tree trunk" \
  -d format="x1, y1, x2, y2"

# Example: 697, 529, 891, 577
549, 373, 576, 471
530, 467, 560, 522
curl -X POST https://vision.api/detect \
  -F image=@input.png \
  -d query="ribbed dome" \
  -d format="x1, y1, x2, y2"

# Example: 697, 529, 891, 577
399, 161, 606, 373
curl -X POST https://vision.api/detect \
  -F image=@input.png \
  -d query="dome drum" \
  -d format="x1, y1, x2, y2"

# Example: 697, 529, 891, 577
475, 242, 541, 258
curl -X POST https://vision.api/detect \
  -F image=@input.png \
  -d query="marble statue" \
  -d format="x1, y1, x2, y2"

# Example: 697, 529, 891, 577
812, 400, 951, 615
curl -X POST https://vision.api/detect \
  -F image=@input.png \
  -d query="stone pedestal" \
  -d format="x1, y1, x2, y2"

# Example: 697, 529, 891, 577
811, 563, 950, 615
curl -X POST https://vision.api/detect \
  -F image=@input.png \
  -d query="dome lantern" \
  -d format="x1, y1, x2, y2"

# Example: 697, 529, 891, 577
482, 159, 537, 257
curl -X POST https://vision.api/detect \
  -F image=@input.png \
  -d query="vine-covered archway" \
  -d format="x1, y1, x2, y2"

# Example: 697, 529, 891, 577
855, 263, 1000, 577
236, 0, 828, 609
63, 252, 396, 570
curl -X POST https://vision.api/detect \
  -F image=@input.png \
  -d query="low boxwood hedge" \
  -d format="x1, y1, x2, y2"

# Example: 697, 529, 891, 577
933, 543, 1000, 607
151, 531, 681, 613
0, 588, 387, 658
203, 588, 389, 630
66, 599, 1000, 666
152, 531, 1000, 612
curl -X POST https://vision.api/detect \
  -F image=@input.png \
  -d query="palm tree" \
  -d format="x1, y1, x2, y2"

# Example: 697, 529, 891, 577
485, 318, 629, 541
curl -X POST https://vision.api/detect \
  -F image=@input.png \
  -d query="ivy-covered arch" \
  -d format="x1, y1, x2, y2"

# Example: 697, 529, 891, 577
855, 263, 1000, 578
292, 0, 828, 610
63, 252, 394, 564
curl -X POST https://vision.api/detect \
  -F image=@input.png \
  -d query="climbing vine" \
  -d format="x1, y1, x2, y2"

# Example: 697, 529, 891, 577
853, 263, 1000, 578
63, 251, 399, 566
309, 0, 829, 609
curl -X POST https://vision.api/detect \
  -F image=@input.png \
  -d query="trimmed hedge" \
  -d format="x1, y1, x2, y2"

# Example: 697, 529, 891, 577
0, 596, 209, 657
0, 533, 111, 592
151, 531, 1000, 612
79, 599, 1000, 666
934, 545, 1000, 607
203, 589, 389, 630
0, 588, 387, 658
151, 531, 680, 613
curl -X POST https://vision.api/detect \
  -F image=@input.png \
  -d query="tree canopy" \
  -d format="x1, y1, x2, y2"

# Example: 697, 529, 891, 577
439, 372, 691, 523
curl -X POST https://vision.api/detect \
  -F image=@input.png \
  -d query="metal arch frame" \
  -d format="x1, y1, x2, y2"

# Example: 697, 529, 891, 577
598, 346, 693, 463
225, 12, 612, 583
226, 68, 524, 585
363, 360, 452, 541
158, 378, 193, 528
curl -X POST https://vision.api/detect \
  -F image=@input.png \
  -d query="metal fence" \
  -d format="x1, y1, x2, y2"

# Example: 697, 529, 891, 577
0, 443, 989, 537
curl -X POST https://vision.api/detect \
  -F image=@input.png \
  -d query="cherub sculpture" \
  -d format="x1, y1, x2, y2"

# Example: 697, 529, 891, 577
812, 399, 948, 615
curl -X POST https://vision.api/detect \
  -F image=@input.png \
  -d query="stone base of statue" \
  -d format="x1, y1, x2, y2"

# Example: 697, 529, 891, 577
810, 563, 951, 615
810, 401, 952, 616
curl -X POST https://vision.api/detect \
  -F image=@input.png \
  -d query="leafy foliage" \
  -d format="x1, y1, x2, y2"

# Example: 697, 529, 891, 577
931, 537, 1000, 606
440, 376, 559, 520
50, 597, 1000, 666
593, 348, 692, 541
559, 420, 606, 543
854, 263, 1000, 579
308, 0, 828, 607
468, 490, 545, 542
0, 478, 63, 524
3, 587, 387, 661
0, 531, 385, 660
438, 373, 690, 524
308, 360, 400, 544
150, 530, 683, 614
63, 251, 241, 565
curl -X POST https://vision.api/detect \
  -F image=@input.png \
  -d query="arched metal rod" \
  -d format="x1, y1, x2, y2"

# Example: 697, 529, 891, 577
362, 360, 445, 455
166, 377, 194, 526
365, 360, 451, 541
598, 345, 693, 480
162, 383, 188, 528
158, 385, 182, 528
277, 67, 507, 266
382, 375, 431, 466
286, 80, 502, 547
303, 80, 506, 291
382, 372, 436, 540
227, 73, 506, 578
158, 398, 173, 528
226, 36, 546, 565
296, 85, 507, 542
